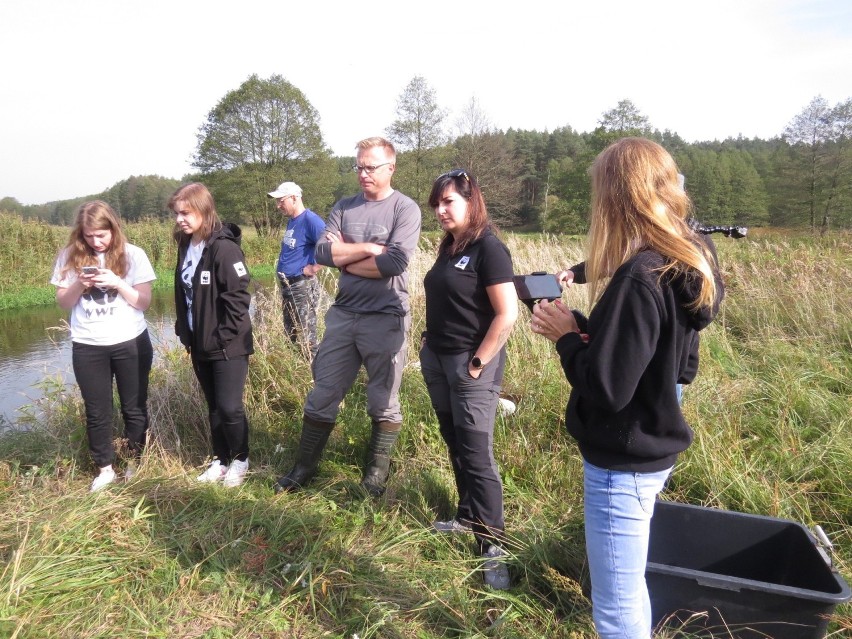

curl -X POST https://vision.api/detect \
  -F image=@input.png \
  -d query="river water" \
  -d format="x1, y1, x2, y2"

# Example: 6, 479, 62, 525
0, 289, 180, 426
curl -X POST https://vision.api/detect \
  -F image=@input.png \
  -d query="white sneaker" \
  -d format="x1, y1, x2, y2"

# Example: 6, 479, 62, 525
223, 458, 249, 488
497, 397, 517, 416
90, 466, 116, 492
197, 460, 227, 483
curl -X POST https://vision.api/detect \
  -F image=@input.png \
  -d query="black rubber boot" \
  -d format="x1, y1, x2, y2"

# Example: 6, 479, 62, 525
360, 420, 401, 497
274, 416, 334, 493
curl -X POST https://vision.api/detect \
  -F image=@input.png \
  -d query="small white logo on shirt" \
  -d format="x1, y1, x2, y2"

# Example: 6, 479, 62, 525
200, 271, 211, 285
454, 256, 470, 270
234, 262, 247, 277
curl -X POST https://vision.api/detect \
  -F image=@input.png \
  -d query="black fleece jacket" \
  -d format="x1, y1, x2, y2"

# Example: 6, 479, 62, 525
174, 222, 253, 361
557, 242, 723, 472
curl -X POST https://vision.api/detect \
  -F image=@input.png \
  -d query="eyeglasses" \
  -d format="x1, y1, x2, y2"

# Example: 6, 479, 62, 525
438, 169, 470, 182
352, 162, 391, 174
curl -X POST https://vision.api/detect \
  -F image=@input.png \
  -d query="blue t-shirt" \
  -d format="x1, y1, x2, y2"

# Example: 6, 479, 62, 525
276, 209, 326, 277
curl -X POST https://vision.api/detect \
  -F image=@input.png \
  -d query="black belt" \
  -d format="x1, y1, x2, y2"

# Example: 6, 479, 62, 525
279, 273, 306, 285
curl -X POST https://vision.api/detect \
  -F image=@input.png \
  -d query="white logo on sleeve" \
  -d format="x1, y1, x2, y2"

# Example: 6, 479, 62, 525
234, 261, 247, 277
454, 256, 470, 270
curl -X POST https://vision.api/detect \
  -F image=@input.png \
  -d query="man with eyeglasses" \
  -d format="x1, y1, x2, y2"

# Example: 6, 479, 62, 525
276, 137, 422, 497
267, 181, 325, 360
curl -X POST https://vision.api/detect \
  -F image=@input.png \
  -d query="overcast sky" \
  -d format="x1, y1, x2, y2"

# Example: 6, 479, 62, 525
1, 0, 850, 205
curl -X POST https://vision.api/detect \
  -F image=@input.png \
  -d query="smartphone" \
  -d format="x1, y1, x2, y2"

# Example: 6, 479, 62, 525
82, 266, 99, 275
513, 272, 563, 311
513, 272, 563, 302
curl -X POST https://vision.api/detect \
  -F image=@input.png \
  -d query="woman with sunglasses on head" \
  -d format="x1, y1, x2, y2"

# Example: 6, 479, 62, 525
530, 138, 724, 639
169, 183, 253, 488
420, 169, 518, 590
51, 200, 156, 492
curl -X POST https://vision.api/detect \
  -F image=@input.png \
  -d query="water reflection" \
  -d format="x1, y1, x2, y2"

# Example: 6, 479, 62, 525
0, 289, 179, 424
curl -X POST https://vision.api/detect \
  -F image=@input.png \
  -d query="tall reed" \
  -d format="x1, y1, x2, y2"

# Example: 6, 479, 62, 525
0, 230, 849, 638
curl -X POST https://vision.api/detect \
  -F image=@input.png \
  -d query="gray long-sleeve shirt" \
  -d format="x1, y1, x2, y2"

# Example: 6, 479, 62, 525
315, 190, 422, 315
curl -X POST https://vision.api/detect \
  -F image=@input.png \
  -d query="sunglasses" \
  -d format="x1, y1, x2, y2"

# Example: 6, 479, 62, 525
438, 169, 470, 182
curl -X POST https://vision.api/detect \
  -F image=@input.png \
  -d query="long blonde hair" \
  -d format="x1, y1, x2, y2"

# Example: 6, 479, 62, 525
585, 137, 717, 310
59, 200, 128, 279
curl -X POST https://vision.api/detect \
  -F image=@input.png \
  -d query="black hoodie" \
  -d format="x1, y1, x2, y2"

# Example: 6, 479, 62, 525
556, 240, 723, 472
174, 222, 253, 361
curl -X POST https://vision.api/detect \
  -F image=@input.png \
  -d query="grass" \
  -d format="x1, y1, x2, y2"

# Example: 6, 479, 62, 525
0, 213, 279, 310
0, 227, 850, 637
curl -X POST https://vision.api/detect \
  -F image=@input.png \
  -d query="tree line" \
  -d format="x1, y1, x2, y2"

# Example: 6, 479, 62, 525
3, 75, 850, 234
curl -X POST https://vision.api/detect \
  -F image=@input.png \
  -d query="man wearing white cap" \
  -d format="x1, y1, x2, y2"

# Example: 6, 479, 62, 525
268, 181, 325, 359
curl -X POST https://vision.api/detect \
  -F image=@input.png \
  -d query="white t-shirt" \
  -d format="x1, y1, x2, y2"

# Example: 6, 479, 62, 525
51, 243, 157, 346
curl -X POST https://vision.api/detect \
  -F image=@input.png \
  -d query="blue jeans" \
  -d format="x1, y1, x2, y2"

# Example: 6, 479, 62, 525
583, 460, 672, 639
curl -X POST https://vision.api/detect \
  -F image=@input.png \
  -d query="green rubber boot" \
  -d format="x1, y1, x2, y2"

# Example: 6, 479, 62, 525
275, 416, 334, 493
360, 420, 401, 497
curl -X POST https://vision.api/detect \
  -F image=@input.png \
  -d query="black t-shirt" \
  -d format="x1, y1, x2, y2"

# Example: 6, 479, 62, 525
423, 230, 514, 353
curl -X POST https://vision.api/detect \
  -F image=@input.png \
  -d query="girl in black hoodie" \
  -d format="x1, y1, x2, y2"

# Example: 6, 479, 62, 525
530, 138, 723, 639
169, 183, 253, 488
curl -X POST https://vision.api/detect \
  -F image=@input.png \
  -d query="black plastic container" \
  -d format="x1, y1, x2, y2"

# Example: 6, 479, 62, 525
646, 501, 851, 639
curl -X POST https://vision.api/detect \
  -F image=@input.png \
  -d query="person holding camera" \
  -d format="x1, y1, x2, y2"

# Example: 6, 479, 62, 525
420, 169, 518, 590
170, 183, 253, 488
51, 200, 156, 492
530, 138, 723, 639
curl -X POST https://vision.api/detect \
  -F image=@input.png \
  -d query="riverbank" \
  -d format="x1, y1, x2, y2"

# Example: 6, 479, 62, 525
0, 265, 279, 311
0, 268, 281, 422
0, 270, 177, 310
0, 213, 283, 310
0, 232, 850, 638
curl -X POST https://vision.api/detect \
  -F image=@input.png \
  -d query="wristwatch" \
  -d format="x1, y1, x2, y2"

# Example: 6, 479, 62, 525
471, 356, 484, 370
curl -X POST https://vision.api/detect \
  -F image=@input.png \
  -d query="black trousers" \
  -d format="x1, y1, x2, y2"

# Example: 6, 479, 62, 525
191, 353, 250, 464
72, 330, 153, 467
420, 343, 507, 551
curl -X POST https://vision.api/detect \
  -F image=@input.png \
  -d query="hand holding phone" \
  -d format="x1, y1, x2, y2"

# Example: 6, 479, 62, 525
81, 266, 99, 276
512, 272, 563, 310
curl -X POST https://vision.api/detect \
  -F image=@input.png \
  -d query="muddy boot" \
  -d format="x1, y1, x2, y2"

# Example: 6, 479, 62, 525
275, 416, 334, 493
360, 420, 401, 497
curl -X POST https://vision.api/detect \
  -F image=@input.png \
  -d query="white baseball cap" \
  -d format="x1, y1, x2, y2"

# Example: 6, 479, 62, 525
268, 181, 302, 198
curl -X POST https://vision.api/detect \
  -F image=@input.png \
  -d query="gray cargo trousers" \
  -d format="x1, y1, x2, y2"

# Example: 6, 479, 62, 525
304, 305, 410, 424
